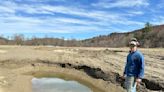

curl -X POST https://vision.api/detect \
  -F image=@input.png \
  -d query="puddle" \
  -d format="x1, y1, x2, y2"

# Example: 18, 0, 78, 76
30, 71, 104, 92
32, 78, 92, 92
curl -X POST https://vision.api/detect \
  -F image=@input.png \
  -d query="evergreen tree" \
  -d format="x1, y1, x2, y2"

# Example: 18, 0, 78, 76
144, 22, 152, 33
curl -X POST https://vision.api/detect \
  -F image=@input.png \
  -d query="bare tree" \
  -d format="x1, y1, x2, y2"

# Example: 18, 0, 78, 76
13, 34, 25, 45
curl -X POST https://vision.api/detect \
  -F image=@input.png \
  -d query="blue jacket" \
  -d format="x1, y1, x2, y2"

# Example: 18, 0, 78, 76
124, 50, 145, 78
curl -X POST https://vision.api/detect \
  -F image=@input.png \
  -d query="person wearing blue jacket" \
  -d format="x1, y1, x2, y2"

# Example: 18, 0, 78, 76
123, 38, 145, 92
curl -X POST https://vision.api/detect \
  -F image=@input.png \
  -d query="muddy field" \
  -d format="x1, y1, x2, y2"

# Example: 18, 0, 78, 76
0, 46, 163, 92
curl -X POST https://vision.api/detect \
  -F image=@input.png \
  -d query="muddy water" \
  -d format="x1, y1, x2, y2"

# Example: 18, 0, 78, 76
32, 78, 92, 92
31, 72, 104, 92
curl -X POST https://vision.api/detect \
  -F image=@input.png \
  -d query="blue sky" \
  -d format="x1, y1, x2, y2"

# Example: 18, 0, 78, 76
0, 0, 164, 39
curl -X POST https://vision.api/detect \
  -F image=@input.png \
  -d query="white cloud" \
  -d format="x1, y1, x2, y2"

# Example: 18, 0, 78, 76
0, 1, 120, 21
149, 0, 164, 14
0, 1, 16, 14
0, 6, 15, 14
24, 4, 143, 26
92, 0, 149, 8
156, 0, 164, 9
128, 11, 144, 16
150, 16, 164, 25
0, 0, 146, 35
0, 14, 107, 34
0, 1, 144, 24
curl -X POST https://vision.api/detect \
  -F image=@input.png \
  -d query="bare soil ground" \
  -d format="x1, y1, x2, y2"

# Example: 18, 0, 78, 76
0, 46, 163, 92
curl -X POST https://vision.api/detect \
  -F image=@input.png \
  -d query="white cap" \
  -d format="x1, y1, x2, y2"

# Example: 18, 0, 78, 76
129, 41, 139, 46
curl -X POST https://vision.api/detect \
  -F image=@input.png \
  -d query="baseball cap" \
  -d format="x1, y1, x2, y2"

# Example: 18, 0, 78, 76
129, 38, 140, 46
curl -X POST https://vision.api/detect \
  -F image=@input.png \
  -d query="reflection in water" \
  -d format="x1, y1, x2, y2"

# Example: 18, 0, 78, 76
32, 78, 92, 92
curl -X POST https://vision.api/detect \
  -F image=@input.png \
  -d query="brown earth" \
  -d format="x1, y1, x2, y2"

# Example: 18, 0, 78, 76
0, 46, 163, 92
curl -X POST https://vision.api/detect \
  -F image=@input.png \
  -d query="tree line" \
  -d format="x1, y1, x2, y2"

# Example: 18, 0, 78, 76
0, 34, 83, 46
0, 22, 164, 48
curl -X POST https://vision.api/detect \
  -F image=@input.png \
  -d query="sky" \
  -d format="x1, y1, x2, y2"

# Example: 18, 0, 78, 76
0, 0, 164, 39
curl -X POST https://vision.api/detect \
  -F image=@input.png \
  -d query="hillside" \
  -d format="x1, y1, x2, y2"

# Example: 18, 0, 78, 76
0, 24, 164, 48
82, 24, 164, 48
0, 37, 8, 45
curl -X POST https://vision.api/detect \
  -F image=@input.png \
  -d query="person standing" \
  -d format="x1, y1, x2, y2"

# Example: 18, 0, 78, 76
123, 38, 145, 92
